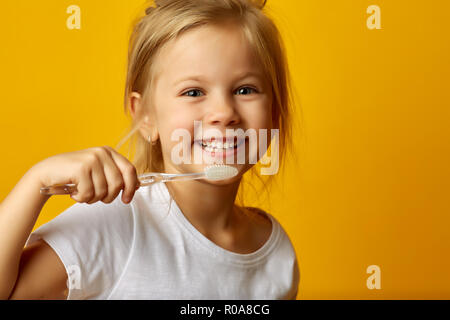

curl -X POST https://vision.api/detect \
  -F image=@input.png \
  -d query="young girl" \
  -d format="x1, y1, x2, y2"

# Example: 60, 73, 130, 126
0, 0, 299, 299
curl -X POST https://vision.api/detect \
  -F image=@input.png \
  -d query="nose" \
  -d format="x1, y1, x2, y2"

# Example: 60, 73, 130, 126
205, 94, 240, 127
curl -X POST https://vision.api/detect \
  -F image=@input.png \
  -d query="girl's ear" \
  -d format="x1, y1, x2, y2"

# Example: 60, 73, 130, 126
129, 91, 144, 120
129, 92, 143, 119
129, 91, 160, 143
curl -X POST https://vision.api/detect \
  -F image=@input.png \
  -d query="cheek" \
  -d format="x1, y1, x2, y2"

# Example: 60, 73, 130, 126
161, 102, 197, 128
240, 105, 273, 159
241, 105, 272, 130
158, 110, 196, 149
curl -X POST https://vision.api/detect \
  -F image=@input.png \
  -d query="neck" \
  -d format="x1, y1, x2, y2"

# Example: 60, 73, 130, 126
164, 175, 242, 237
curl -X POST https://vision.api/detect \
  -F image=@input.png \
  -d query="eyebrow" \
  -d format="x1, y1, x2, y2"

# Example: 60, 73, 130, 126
173, 71, 264, 86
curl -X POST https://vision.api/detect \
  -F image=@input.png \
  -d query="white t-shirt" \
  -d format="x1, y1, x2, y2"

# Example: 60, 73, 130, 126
26, 181, 300, 300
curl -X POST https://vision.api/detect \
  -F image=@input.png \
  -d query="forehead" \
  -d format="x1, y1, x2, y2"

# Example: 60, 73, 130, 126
153, 22, 263, 84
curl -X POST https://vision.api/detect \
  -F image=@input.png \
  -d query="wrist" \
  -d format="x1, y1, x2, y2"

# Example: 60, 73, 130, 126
25, 161, 48, 189
22, 164, 52, 201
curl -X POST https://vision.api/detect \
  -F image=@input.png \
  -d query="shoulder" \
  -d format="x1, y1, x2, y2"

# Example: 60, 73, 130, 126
245, 206, 299, 266
244, 207, 300, 299
243, 206, 296, 255
26, 190, 136, 248
21, 194, 138, 299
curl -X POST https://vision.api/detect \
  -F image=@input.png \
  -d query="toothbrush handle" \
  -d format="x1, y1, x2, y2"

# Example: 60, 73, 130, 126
39, 172, 205, 195
39, 184, 77, 195
141, 172, 205, 183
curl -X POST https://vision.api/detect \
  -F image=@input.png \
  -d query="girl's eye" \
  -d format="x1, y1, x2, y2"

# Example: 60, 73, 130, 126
181, 86, 257, 97
182, 89, 203, 97
236, 86, 257, 95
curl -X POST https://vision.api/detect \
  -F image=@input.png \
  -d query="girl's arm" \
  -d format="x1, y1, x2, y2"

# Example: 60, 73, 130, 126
0, 167, 67, 299
8, 240, 68, 299
0, 146, 140, 299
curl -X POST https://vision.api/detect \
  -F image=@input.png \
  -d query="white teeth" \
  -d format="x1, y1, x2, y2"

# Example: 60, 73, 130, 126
200, 140, 238, 151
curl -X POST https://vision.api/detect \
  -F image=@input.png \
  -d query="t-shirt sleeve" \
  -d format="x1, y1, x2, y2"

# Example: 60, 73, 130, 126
273, 219, 301, 300
25, 194, 135, 300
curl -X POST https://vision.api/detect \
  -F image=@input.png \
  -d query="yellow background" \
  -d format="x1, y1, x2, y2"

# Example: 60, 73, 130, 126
1, 0, 449, 299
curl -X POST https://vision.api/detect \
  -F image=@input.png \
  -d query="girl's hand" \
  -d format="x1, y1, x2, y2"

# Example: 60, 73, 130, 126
30, 146, 140, 204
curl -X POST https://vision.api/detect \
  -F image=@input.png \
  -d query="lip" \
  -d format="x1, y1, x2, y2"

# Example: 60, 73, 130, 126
193, 136, 245, 144
194, 138, 246, 158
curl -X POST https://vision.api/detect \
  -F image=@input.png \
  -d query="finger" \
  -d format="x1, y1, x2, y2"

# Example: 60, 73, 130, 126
86, 159, 108, 204
70, 164, 95, 203
103, 146, 139, 203
99, 149, 125, 204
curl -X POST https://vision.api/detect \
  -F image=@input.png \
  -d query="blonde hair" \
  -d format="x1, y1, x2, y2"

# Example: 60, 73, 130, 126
115, 0, 300, 208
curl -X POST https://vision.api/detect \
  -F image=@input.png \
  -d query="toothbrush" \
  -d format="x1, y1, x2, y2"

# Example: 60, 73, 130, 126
39, 164, 239, 195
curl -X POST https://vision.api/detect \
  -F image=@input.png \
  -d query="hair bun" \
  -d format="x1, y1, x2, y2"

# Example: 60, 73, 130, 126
249, 0, 267, 9
145, 0, 162, 15
145, 7, 155, 15
259, 0, 267, 9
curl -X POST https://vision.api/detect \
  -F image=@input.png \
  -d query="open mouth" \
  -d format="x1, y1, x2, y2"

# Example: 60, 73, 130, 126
193, 137, 246, 157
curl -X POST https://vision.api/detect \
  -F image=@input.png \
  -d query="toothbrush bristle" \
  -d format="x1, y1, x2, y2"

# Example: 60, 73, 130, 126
204, 165, 238, 181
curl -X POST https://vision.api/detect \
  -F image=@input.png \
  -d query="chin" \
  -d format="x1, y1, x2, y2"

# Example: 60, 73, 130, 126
204, 170, 244, 186
201, 179, 239, 187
